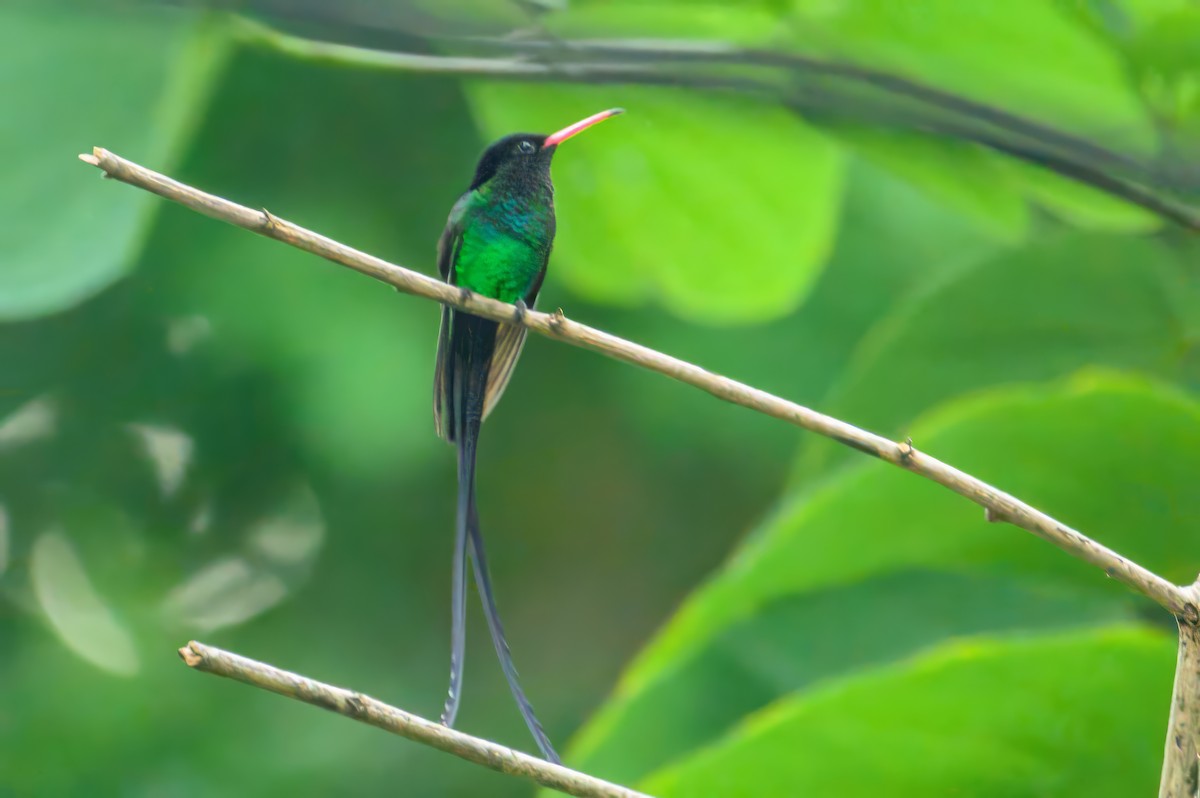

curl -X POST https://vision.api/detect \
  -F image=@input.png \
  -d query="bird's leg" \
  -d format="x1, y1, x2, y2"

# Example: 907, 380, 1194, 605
512, 298, 529, 325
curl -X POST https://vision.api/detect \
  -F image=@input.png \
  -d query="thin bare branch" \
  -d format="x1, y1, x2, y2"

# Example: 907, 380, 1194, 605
79, 143, 1195, 614
177, 641, 649, 798
79, 146, 1197, 621
1161, 577, 1200, 798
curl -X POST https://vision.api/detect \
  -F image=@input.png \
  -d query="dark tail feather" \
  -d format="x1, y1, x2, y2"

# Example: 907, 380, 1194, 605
467, 500, 561, 763
438, 313, 558, 761
439, 312, 484, 729
439, 427, 472, 728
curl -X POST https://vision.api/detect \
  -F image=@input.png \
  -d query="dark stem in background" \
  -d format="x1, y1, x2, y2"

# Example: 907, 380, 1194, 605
463, 35, 1156, 177
229, 17, 1200, 230
215, 0, 1189, 188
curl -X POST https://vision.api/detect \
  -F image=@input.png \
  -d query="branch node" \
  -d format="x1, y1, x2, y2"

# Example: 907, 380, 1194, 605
346, 692, 369, 719
985, 506, 1018, 525
550, 307, 567, 332
898, 437, 915, 465
260, 207, 280, 231
178, 641, 203, 668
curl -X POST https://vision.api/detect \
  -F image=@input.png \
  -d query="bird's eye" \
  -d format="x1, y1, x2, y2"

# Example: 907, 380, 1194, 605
516, 140, 537, 154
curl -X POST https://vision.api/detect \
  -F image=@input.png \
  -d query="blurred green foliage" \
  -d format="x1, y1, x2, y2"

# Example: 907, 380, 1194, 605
1, 1, 1197, 796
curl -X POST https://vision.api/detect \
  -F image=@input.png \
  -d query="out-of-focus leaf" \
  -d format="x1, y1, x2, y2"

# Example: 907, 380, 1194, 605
397, 0, 555, 36
833, 127, 1029, 241
151, 51, 475, 477
465, 85, 846, 323
641, 627, 1171, 797
1059, 2, 1200, 168
621, 373, 1200, 701
1127, 5, 1200, 84
545, 2, 784, 42
1012, 162, 1163, 231
1064, 0, 1189, 38
800, 233, 1186, 476
0, 3, 230, 319
1128, 6, 1200, 157
31, 530, 140, 676
0, 503, 9, 576
558, 571, 1135, 788
787, 0, 1157, 154
161, 558, 288, 633
603, 157, 999, 499
126, 423, 193, 498
1175, 240, 1200, 374
0, 396, 57, 449
161, 484, 323, 633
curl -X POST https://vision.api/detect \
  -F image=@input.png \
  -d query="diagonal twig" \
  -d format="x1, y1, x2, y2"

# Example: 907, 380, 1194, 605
177, 641, 650, 798
78, 146, 1196, 620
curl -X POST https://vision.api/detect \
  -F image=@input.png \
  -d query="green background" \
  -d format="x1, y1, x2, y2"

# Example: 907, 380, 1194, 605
1, 1, 1198, 796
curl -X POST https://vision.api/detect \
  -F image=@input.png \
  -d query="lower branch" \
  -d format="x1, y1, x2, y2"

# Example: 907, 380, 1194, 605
1162, 577, 1200, 798
177, 641, 651, 798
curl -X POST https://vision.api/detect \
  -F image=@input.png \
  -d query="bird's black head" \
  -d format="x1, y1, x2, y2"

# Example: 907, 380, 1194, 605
467, 108, 624, 191
468, 133, 551, 191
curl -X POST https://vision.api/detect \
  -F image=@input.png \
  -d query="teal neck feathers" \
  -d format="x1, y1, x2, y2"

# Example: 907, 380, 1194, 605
454, 176, 556, 303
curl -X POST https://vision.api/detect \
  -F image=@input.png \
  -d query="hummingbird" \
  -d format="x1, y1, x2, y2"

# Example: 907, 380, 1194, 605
432, 108, 623, 762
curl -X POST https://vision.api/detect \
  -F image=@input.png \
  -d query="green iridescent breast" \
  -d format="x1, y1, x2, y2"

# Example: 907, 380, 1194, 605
451, 187, 554, 304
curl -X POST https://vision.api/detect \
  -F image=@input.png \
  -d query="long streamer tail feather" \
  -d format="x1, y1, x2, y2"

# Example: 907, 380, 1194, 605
438, 310, 485, 728
467, 499, 561, 763
439, 423, 471, 727
437, 312, 557, 761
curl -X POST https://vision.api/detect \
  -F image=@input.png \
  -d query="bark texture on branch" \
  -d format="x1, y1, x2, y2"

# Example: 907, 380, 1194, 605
178, 642, 651, 798
1161, 578, 1200, 798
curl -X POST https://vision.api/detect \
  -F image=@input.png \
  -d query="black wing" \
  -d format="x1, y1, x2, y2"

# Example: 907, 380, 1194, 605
433, 193, 470, 442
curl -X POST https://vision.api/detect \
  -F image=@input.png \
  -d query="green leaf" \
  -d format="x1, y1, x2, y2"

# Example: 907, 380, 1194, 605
787, 0, 1157, 154
545, 2, 786, 42
149, 51, 481, 478
1063, 0, 1190, 40
619, 372, 1200, 706
1127, 6, 1200, 139
464, 84, 846, 323
1012, 162, 1162, 232
30, 530, 140, 677
0, 3, 230, 320
833, 127, 1030, 241
801, 233, 1186, 477
589, 158, 1001, 509
560, 571, 1136, 787
559, 374, 1198, 787
641, 627, 1172, 797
